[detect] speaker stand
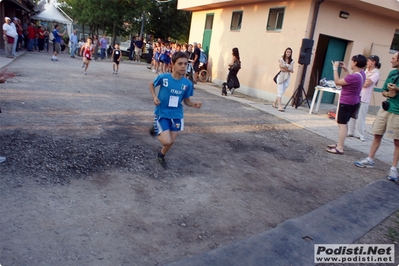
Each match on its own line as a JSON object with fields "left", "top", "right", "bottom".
{"left": 284, "top": 64, "right": 310, "bottom": 109}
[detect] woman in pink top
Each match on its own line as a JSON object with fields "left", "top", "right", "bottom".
{"left": 348, "top": 55, "right": 381, "bottom": 141}
{"left": 327, "top": 54, "right": 367, "bottom": 154}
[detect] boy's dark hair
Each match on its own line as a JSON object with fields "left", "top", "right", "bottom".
{"left": 352, "top": 54, "right": 367, "bottom": 68}
{"left": 172, "top": 51, "right": 188, "bottom": 64}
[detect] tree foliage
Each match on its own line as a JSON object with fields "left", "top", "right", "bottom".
{"left": 58, "top": 0, "right": 191, "bottom": 43}
{"left": 145, "top": 0, "right": 191, "bottom": 43}
{"left": 60, "top": 0, "right": 144, "bottom": 43}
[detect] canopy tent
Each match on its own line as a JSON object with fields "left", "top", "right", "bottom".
{"left": 31, "top": 3, "right": 73, "bottom": 37}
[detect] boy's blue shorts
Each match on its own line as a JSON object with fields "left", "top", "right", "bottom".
{"left": 154, "top": 115, "right": 184, "bottom": 135}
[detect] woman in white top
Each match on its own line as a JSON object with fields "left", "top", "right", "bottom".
{"left": 273, "top": 47, "right": 294, "bottom": 112}
{"left": 347, "top": 55, "right": 381, "bottom": 141}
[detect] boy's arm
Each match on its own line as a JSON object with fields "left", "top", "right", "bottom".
{"left": 149, "top": 81, "right": 160, "bottom": 106}
{"left": 183, "top": 97, "right": 202, "bottom": 108}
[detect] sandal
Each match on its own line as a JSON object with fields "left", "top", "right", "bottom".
{"left": 278, "top": 108, "right": 285, "bottom": 112}
{"left": 272, "top": 103, "right": 277, "bottom": 108}
{"left": 326, "top": 147, "right": 344, "bottom": 154}
{"left": 327, "top": 144, "right": 337, "bottom": 149}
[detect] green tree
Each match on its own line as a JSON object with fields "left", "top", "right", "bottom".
{"left": 146, "top": 0, "right": 191, "bottom": 43}
{"left": 60, "top": 0, "right": 145, "bottom": 44}
{"left": 58, "top": 0, "right": 191, "bottom": 43}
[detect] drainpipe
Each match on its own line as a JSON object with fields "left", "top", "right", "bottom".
{"left": 309, "top": 0, "right": 324, "bottom": 40}
{"left": 293, "top": 0, "right": 324, "bottom": 108}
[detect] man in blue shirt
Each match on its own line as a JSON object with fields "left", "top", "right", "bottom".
{"left": 69, "top": 29, "right": 78, "bottom": 58}
{"left": 149, "top": 52, "right": 202, "bottom": 165}
{"left": 99, "top": 34, "right": 107, "bottom": 60}
{"left": 51, "top": 24, "right": 66, "bottom": 61}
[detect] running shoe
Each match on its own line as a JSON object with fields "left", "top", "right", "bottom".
{"left": 354, "top": 158, "right": 374, "bottom": 168}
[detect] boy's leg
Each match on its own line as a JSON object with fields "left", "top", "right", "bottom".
{"left": 158, "top": 130, "right": 178, "bottom": 156}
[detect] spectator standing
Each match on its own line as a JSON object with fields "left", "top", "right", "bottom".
{"left": 135, "top": 36, "right": 143, "bottom": 63}
{"left": 15, "top": 18, "right": 23, "bottom": 52}
{"left": 37, "top": 25, "right": 45, "bottom": 52}
{"left": 348, "top": 55, "right": 381, "bottom": 141}
{"left": 129, "top": 35, "right": 135, "bottom": 61}
{"left": 11, "top": 17, "right": 19, "bottom": 56}
{"left": 326, "top": 55, "right": 367, "bottom": 154}
{"left": 99, "top": 34, "right": 107, "bottom": 60}
{"left": 77, "top": 38, "right": 84, "bottom": 53}
{"left": 23, "top": 19, "right": 28, "bottom": 49}
{"left": 27, "top": 22, "right": 35, "bottom": 51}
{"left": 192, "top": 42, "right": 201, "bottom": 83}
{"left": 186, "top": 44, "right": 195, "bottom": 84}
{"left": 51, "top": 24, "right": 66, "bottom": 61}
{"left": 33, "top": 25, "right": 38, "bottom": 51}
{"left": 198, "top": 43, "right": 204, "bottom": 52}
{"left": 163, "top": 42, "right": 171, "bottom": 72}
{"left": 44, "top": 26, "right": 49, "bottom": 52}
{"left": 355, "top": 52, "right": 399, "bottom": 182}
{"left": 159, "top": 42, "right": 166, "bottom": 73}
{"left": 149, "top": 52, "right": 202, "bottom": 166}
{"left": 2, "top": 17, "right": 16, "bottom": 58}
{"left": 92, "top": 35, "right": 99, "bottom": 60}
{"left": 152, "top": 42, "right": 161, "bottom": 73}
{"left": 273, "top": 47, "right": 295, "bottom": 111}
{"left": 69, "top": 29, "right": 78, "bottom": 58}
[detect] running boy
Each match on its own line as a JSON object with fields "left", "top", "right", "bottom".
{"left": 149, "top": 51, "right": 202, "bottom": 165}
{"left": 80, "top": 37, "right": 93, "bottom": 75}
{"left": 112, "top": 43, "right": 122, "bottom": 74}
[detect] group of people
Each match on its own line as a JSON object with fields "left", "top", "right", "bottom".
{"left": 128, "top": 36, "right": 144, "bottom": 63}
{"left": 2, "top": 17, "right": 58, "bottom": 59}
{"left": 147, "top": 41, "right": 202, "bottom": 80}
{"left": 251, "top": 46, "right": 399, "bottom": 182}
{"left": 325, "top": 52, "right": 399, "bottom": 182}
{"left": 2, "top": 16, "right": 25, "bottom": 58}
{"left": 147, "top": 41, "right": 216, "bottom": 93}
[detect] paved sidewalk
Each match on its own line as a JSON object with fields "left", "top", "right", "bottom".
{"left": 168, "top": 179, "right": 399, "bottom": 266}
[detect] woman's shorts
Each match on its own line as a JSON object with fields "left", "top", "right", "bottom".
{"left": 337, "top": 103, "right": 360, "bottom": 124}
{"left": 113, "top": 60, "right": 119, "bottom": 65}
{"left": 154, "top": 115, "right": 184, "bottom": 135}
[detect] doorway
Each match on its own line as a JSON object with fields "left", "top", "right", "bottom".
{"left": 202, "top": 13, "right": 214, "bottom": 56}
{"left": 309, "top": 35, "right": 348, "bottom": 103}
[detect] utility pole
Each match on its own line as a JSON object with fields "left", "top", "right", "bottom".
{"left": 139, "top": 11, "right": 145, "bottom": 38}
